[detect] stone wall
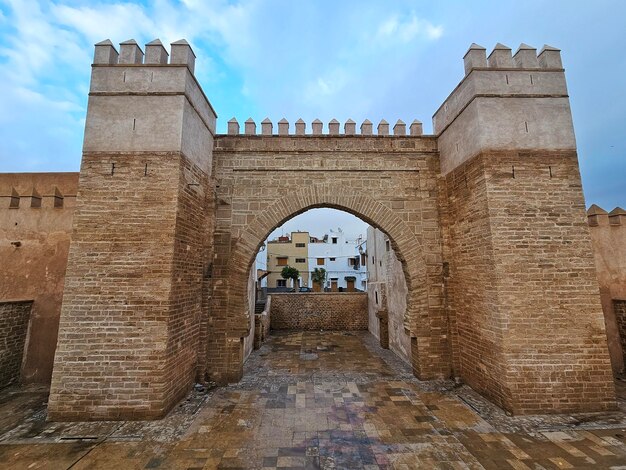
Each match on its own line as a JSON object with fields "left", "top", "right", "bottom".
{"left": 210, "top": 135, "right": 448, "bottom": 384}
{"left": 587, "top": 206, "right": 626, "bottom": 373}
{"left": 0, "top": 172, "right": 77, "bottom": 384}
{"left": 271, "top": 293, "right": 367, "bottom": 330}
{"left": 441, "top": 150, "right": 616, "bottom": 414}
{"left": 0, "top": 301, "right": 32, "bottom": 389}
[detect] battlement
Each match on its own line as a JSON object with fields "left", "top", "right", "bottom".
{"left": 435, "top": 42, "right": 576, "bottom": 175}
{"left": 94, "top": 39, "right": 196, "bottom": 73}
{"left": 224, "top": 118, "right": 424, "bottom": 136}
{"left": 463, "top": 43, "right": 562, "bottom": 75}
{"left": 434, "top": 43, "right": 568, "bottom": 135}
{"left": 85, "top": 39, "right": 215, "bottom": 172}
{"left": 588, "top": 205, "right": 626, "bottom": 226}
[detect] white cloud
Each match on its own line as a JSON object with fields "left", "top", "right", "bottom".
{"left": 375, "top": 12, "right": 443, "bottom": 44}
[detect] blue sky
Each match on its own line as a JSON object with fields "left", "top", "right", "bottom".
{"left": 0, "top": 0, "right": 624, "bottom": 217}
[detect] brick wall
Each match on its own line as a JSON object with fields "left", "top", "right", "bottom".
{"left": 271, "top": 293, "right": 367, "bottom": 330}
{"left": 442, "top": 150, "right": 616, "bottom": 414}
{"left": 48, "top": 152, "right": 209, "bottom": 421}
{"left": 210, "top": 135, "right": 449, "bottom": 384}
{"left": 0, "top": 300, "right": 32, "bottom": 389}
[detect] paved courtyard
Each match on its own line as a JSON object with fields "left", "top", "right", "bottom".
{"left": 1, "top": 330, "right": 626, "bottom": 469}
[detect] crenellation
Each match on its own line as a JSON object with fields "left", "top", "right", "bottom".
{"left": 144, "top": 39, "right": 169, "bottom": 64}
{"left": 227, "top": 118, "right": 239, "bottom": 135}
{"left": 513, "top": 43, "right": 540, "bottom": 68}
{"left": 538, "top": 45, "right": 563, "bottom": 69}
{"left": 94, "top": 39, "right": 118, "bottom": 65}
{"left": 119, "top": 39, "right": 144, "bottom": 64}
{"left": 328, "top": 118, "right": 340, "bottom": 135}
{"left": 278, "top": 118, "right": 289, "bottom": 135}
{"left": 245, "top": 118, "right": 256, "bottom": 135}
{"left": 261, "top": 118, "right": 272, "bottom": 136}
{"left": 312, "top": 119, "right": 323, "bottom": 135}
{"left": 609, "top": 207, "right": 626, "bottom": 226}
{"left": 378, "top": 119, "right": 389, "bottom": 136}
{"left": 487, "top": 43, "right": 513, "bottom": 68}
{"left": 463, "top": 43, "right": 487, "bottom": 75}
{"left": 170, "top": 39, "right": 196, "bottom": 73}
{"left": 393, "top": 119, "right": 406, "bottom": 136}
{"left": 344, "top": 119, "right": 356, "bottom": 135}
{"left": 295, "top": 118, "right": 306, "bottom": 135}
{"left": 410, "top": 119, "right": 423, "bottom": 136}
{"left": 361, "top": 119, "right": 373, "bottom": 135}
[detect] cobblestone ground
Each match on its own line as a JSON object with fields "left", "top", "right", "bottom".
{"left": 1, "top": 331, "right": 626, "bottom": 469}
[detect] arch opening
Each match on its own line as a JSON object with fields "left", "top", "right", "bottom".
{"left": 238, "top": 205, "right": 418, "bottom": 371}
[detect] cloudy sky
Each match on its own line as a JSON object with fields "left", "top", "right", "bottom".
{"left": 0, "top": 0, "right": 624, "bottom": 230}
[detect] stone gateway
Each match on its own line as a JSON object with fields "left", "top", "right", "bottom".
{"left": 46, "top": 39, "right": 615, "bottom": 420}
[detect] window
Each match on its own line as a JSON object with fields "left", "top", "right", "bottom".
{"left": 329, "top": 257, "right": 336, "bottom": 261}
{"left": 295, "top": 243, "right": 305, "bottom": 248}
{"left": 317, "top": 258, "right": 324, "bottom": 265}
{"left": 332, "top": 237, "right": 338, "bottom": 244}
{"left": 372, "top": 256, "right": 375, "bottom": 265}
{"left": 277, "top": 257, "right": 288, "bottom": 266}
{"left": 361, "top": 254, "right": 366, "bottom": 265}
{"left": 277, "top": 279, "right": 287, "bottom": 287}
{"left": 295, "top": 258, "right": 306, "bottom": 263}
{"left": 386, "top": 240, "right": 390, "bottom": 252}
{"left": 348, "top": 258, "right": 356, "bottom": 266}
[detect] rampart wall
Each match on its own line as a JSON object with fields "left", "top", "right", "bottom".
{"left": 0, "top": 172, "right": 78, "bottom": 384}
{"left": 587, "top": 206, "right": 626, "bottom": 373}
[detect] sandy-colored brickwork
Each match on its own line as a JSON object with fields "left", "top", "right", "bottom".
{"left": 271, "top": 293, "right": 367, "bottom": 330}
{"left": 209, "top": 135, "right": 449, "bottom": 385}
{"left": 441, "top": 151, "right": 615, "bottom": 414}
{"left": 0, "top": 301, "right": 32, "bottom": 388}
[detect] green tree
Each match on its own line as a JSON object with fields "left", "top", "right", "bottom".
{"left": 311, "top": 268, "right": 326, "bottom": 292}
{"left": 281, "top": 266, "right": 300, "bottom": 289}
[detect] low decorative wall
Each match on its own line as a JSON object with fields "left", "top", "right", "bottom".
{"left": 270, "top": 292, "right": 367, "bottom": 330}
{"left": 0, "top": 300, "right": 33, "bottom": 389}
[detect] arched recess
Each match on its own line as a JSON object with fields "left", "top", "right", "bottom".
{"left": 220, "top": 185, "right": 446, "bottom": 380}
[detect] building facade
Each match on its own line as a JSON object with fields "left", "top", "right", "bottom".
{"left": 266, "top": 231, "right": 310, "bottom": 289}
{"left": 307, "top": 228, "right": 367, "bottom": 291}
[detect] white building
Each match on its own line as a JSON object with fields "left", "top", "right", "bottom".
{"left": 307, "top": 228, "right": 368, "bottom": 291}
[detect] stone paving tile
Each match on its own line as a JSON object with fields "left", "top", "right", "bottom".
{"left": 0, "top": 331, "right": 625, "bottom": 469}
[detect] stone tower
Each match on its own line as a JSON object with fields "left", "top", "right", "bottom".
{"left": 48, "top": 39, "right": 216, "bottom": 420}
{"left": 437, "top": 43, "right": 615, "bottom": 413}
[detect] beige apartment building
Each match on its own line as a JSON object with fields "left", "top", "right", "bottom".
{"left": 266, "top": 231, "right": 310, "bottom": 289}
